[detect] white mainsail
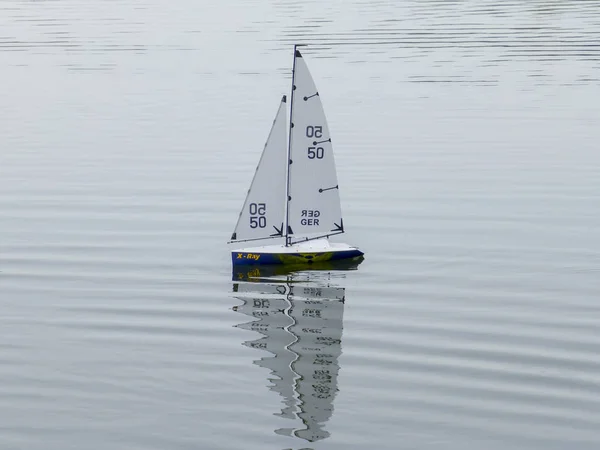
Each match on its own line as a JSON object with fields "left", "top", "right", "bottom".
{"left": 287, "top": 50, "right": 344, "bottom": 241}
{"left": 231, "top": 96, "right": 288, "bottom": 242}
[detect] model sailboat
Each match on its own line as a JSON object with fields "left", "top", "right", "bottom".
{"left": 229, "top": 46, "right": 364, "bottom": 266}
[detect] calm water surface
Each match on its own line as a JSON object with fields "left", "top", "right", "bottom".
{"left": 1, "top": 1, "right": 600, "bottom": 449}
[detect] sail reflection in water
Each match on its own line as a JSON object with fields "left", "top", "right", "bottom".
{"left": 232, "top": 275, "right": 346, "bottom": 443}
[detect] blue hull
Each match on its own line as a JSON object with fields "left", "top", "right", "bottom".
{"left": 231, "top": 248, "right": 364, "bottom": 266}
{"left": 232, "top": 255, "right": 365, "bottom": 281}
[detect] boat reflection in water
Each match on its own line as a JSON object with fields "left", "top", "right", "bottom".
{"left": 231, "top": 259, "right": 362, "bottom": 443}
{"left": 232, "top": 257, "right": 363, "bottom": 283}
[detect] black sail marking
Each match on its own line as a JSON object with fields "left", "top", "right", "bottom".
{"left": 312, "top": 138, "right": 331, "bottom": 145}
{"left": 271, "top": 223, "right": 283, "bottom": 237}
{"left": 303, "top": 92, "right": 319, "bottom": 101}
{"left": 332, "top": 219, "right": 344, "bottom": 232}
{"left": 318, "top": 185, "right": 339, "bottom": 193}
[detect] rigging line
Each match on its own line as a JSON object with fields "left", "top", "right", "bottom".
{"left": 228, "top": 235, "right": 284, "bottom": 245}
{"left": 284, "top": 45, "right": 300, "bottom": 247}
{"left": 289, "top": 231, "right": 344, "bottom": 245}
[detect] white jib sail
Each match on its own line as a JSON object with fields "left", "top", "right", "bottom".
{"left": 231, "top": 96, "right": 287, "bottom": 242}
{"left": 287, "top": 50, "right": 343, "bottom": 240}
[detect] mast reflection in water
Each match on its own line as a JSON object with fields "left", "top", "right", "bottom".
{"left": 232, "top": 263, "right": 358, "bottom": 444}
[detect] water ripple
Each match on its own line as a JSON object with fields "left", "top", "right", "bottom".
{"left": 1, "top": 0, "right": 599, "bottom": 449}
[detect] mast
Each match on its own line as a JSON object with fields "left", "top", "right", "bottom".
{"left": 284, "top": 44, "right": 300, "bottom": 247}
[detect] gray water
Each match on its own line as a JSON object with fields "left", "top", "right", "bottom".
{"left": 1, "top": 1, "right": 600, "bottom": 449}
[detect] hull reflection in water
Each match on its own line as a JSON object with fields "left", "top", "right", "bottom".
{"left": 232, "top": 272, "right": 350, "bottom": 443}
{"left": 232, "top": 256, "right": 363, "bottom": 282}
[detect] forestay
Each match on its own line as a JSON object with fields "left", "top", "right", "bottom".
{"left": 287, "top": 50, "right": 344, "bottom": 240}
{"left": 231, "top": 96, "right": 287, "bottom": 242}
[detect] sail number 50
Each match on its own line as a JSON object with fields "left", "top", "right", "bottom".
{"left": 308, "top": 147, "right": 324, "bottom": 159}
{"left": 306, "top": 126, "right": 324, "bottom": 159}
{"left": 249, "top": 202, "right": 266, "bottom": 228}
{"left": 306, "top": 126, "right": 323, "bottom": 138}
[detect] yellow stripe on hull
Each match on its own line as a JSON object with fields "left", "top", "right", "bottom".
{"left": 277, "top": 252, "right": 335, "bottom": 264}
